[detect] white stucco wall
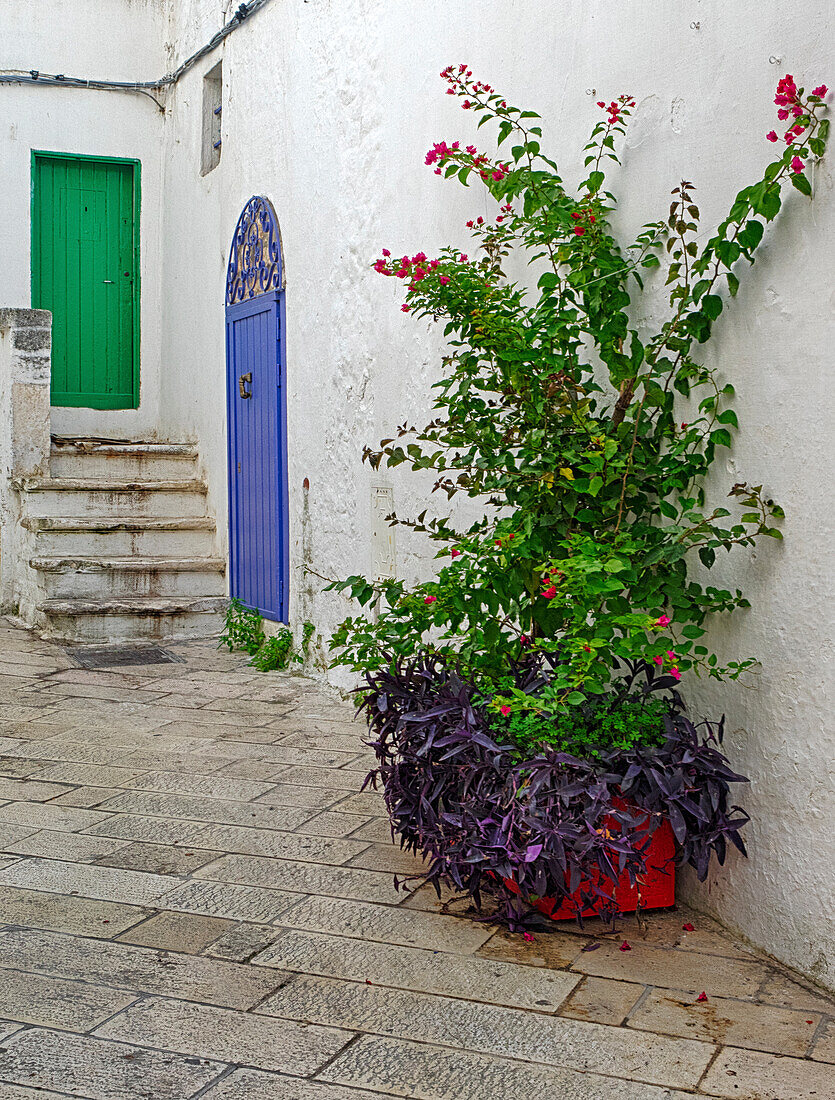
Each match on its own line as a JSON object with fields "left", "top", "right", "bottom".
{"left": 1, "top": 0, "right": 833, "bottom": 989}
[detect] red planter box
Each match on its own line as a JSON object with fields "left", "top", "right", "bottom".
{"left": 504, "top": 812, "right": 676, "bottom": 921}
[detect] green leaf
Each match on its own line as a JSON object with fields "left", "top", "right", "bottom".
{"left": 716, "top": 409, "right": 738, "bottom": 427}
{"left": 587, "top": 170, "right": 605, "bottom": 193}
{"left": 726, "top": 272, "right": 740, "bottom": 297}
{"left": 711, "top": 428, "right": 732, "bottom": 448}
{"left": 790, "top": 172, "right": 812, "bottom": 197}
{"left": 701, "top": 294, "right": 723, "bottom": 321}
{"left": 738, "top": 220, "right": 764, "bottom": 250}
{"left": 588, "top": 476, "right": 603, "bottom": 497}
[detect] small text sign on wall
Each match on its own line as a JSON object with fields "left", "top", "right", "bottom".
{"left": 371, "top": 485, "right": 396, "bottom": 582}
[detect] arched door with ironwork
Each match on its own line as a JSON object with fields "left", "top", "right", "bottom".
{"left": 225, "top": 195, "right": 288, "bottom": 621}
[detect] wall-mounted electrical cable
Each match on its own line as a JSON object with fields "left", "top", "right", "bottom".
{"left": 0, "top": 0, "right": 272, "bottom": 112}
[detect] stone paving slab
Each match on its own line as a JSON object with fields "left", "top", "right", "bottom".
{"left": 204, "top": 921, "right": 282, "bottom": 962}
{"left": 200, "top": 1069, "right": 401, "bottom": 1099}
{"left": 116, "top": 911, "right": 234, "bottom": 954}
{"left": 700, "top": 1046, "right": 835, "bottom": 1098}
{"left": 560, "top": 975, "right": 645, "bottom": 1025}
{"left": 0, "top": 968, "right": 137, "bottom": 1032}
{"left": 97, "top": 996, "right": 353, "bottom": 1076}
{"left": 628, "top": 986, "right": 822, "bottom": 1056}
{"left": 0, "top": 824, "right": 36, "bottom": 849}
{"left": 126, "top": 769, "right": 277, "bottom": 802}
{"left": 257, "top": 974, "right": 715, "bottom": 1089}
{"left": 0, "top": 928, "right": 284, "bottom": 1009}
{"left": 321, "top": 1034, "right": 707, "bottom": 1100}
{"left": 0, "top": 777, "right": 74, "bottom": 801}
{"left": 0, "top": 802, "right": 112, "bottom": 832}
{"left": 96, "top": 790, "right": 315, "bottom": 831}
{"left": 4, "top": 1079, "right": 93, "bottom": 1100}
{"left": 253, "top": 927, "right": 579, "bottom": 1010}
{"left": 0, "top": 1029, "right": 225, "bottom": 1100}
{"left": 94, "top": 840, "right": 218, "bottom": 874}
{"left": 0, "top": 885, "right": 151, "bottom": 937}
{"left": 0, "top": 858, "right": 180, "bottom": 906}
{"left": 4, "top": 830, "right": 129, "bottom": 863}
{"left": 160, "top": 879, "right": 297, "bottom": 923}
{"left": 277, "top": 894, "right": 493, "bottom": 954}
{"left": 194, "top": 853, "right": 408, "bottom": 905}
{"left": 571, "top": 936, "right": 769, "bottom": 998}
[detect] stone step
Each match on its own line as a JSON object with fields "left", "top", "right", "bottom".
{"left": 39, "top": 595, "right": 227, "bottom": 643}
{"left": 50, "top": 438, "right": 199, "bottom": 480}
{"left": 22, "top": 516, "right": 217, "bottom": 558}
{"left": 30, "top": 556, "right": 227, "bottom": 599}
{"left": 15, "top": 477, "right": 208, "bottom": 518}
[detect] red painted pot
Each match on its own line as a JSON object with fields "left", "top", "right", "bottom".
{"left": 503, "top": 805, "right": 676, "bottom": 921}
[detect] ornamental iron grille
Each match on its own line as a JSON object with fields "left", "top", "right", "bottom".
{"left": 225, "top": 194, "right": 284, "bottom": 305}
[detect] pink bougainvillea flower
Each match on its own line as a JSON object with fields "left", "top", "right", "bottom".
{"left": 507, "top": 533, "right": 515, "bottom": 539}
{"left": 653, "top": 654, "right": 664, "bottom": 666}
{"left": 439, "top": 275, "right": 450, "bottom": 285}
{"left": 520, "top": 634, "right": 528, "bottom": 645}
{"left": 582, "top": 644, "right": 591, "bottom": 652}
{"left": 666, "top": 650, "right": 676, "bottom": 660}
{"left": 766, "top": 130, "right": 779, "bottom": 142}
{"left": 681, "top": 421, "right": 688, "bottom": 429}
{"left": 812, "top": 84, "right": 828, "bottom": 97}
{"left": 596, "top": 100, "right": 605, "bottom": 108}
{"left": 400, "top": 304, "right": 410, "bottom": 312}
{"left": 424, "top": 595, "right": 437, "bottom": 604}
{"left": 542, "top": 585, "right": 557, "bottom": 599}
{"left": 696, "top": 991, "right": 708, "bottom": 1003}
{"left": 522, "top": 931, "right": 535, "bottom": 942}
{"left": 777, "top": 108, "right": 789, "bottom": 121}
{"left": 682, "top": 922, "right": 695, "bottom": 932}
{"left": 381, "top": 248, "right": 390, "bottom": 257}
{"left": 670, "top": 667, "right": 682, "bottom": 681}
{"left": 656, "top": 614, "right": 671, "bottom": 627}
{"left": 500, "top": 705, "right": 512, "bottom": 717}
{"left": 791, "top": 155, "right": 805, "bottom": 173}
{"left": 450, "top": 547, "right": 461, "bottom": 558}
{"left": 574, "top": 227, "right": 586, "bottom": 236}
{"left": 619, "top": 941, "right": 632, "bottom": 952}
{"left": 459, "top": 253, "right": 468, "bottom": 261}
{"left": 571, "top": 211, "right": 582, "bottom": 220}
{"left": 792, "top": 104, "right": 804, "bottom": 117}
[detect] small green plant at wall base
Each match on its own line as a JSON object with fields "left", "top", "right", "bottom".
{"left": 219, "top": 597, "right": 264, "bottom": 655}
{"left": 249, "top": 628, "right": 296, "bottom": 671}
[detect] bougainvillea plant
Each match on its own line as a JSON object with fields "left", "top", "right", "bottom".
{"left": 330, "top": 68, "right": 829, "bottom": 719}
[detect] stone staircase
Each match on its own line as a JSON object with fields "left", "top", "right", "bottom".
{"left": 15, "top": 438, "right": 227, "bottom": 642}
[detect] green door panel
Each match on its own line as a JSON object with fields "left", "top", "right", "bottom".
{"left": 32, "top": 153, "right": 140, "bottom": 410}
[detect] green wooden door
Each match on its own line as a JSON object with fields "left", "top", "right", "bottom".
{"left": 32, "top": 152, "right": 140, "bottom": 409}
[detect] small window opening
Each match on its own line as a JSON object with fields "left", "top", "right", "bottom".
{"left": 201, "top": 61, "right": 223, "bottom": 175}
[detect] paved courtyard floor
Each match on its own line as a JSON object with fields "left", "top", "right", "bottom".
{"left": 0, "top": 618, "right": 832, "bottom": 1099}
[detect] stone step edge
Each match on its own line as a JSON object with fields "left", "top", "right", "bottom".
{"left": 30, "top": 556, "right": 226, "bottom": 573}
{"left": 41, "top": 596, "right": 228, "bottom": 617}
{"left": 22, "top": 516, "right": 216, "bottom": 533}
{"left": 51, "top": 438, "right": 197, "bottom": 456}
{"left": 14, "top": 477, "right": 208, "bottom": 493}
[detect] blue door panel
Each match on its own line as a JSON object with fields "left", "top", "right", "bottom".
{"left": 226, "top": 291, "right": 287, "bottom": 621}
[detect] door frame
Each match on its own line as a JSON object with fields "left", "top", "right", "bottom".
{"left": 224, "top": 288, "right": 289, "bottom": 623}
{"left": 30, "top": 149, "right": 142, "bottom": 409}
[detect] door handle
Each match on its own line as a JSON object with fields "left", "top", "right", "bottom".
{"left": 239, "top": 372, "right": 252, "bottom": 399}
{"left": 103, "top": 280, "right": 114, "bottom": 284}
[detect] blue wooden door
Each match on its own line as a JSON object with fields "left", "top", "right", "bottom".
{"left": 225, "top": 197, "right": 288, "bottom": 622}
